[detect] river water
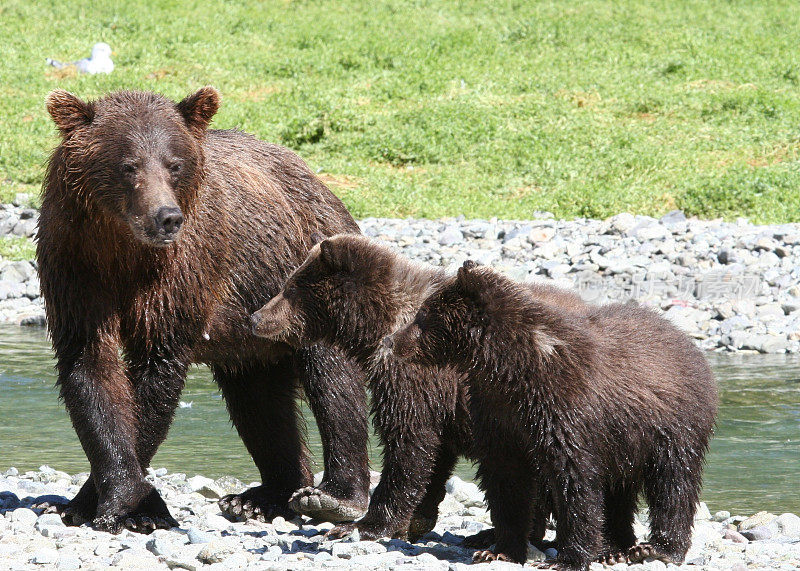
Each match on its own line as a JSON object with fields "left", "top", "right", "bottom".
{"left": 1, "top": 326, "right": 798, "bottom": 515}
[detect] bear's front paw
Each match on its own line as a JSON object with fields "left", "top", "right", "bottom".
{"left": 94, "top": 487, "right": 177, "bottom": 534}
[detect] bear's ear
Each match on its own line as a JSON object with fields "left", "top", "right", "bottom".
{"left": 319, "top": 239, "right": 354, "bottom": 272}
{"left": 46, "top": 90, "right": 94, "bottom": 135}
{"left": 177, "top": 86, "right": 220, "bottom": 135}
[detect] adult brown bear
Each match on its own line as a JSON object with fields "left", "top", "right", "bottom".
{"left": 36, "top": 87, "right": 370, "bottom": 533}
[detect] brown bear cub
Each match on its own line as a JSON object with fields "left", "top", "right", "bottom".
{"left": 250, "top": 235, "right": 585, "bottom": 543}
{"left": 390, "top": 261, "right": 718, "bottom": 570}
{"left": 37, "top": 88, "right": 371, "bottom": 533}
{"left": 251, "top": 234, "right": 468, "bottom": 540}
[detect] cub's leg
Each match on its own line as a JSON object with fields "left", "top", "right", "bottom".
{"left": 472, "top": 442, "right": 537, "bottom": 564}
{"left": 288, "top": 345, "right": 370, "bottom": 522}
{"left": 631, "top": 445, "right": 701, "bottom": 564}
{"left": 407, "top": 447, "right": 459, "bottom": 541}
{"left": 597, "top": 483, "right": 639, "bottom": 565}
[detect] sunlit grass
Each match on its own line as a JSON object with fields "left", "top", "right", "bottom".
{"left": 1, "top": 0, "right": 799, "bottom": 222}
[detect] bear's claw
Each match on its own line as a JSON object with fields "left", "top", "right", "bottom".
{"left": 597, "top": 551, "right": 630, "bottom": 565}
{"left": 627, "top": 542, "right": 673, "bottom": 564}
{"left": 93, "top": 512, "right": 178, "bottom": 534}
{"left": 289, "top": 486, "right": 367, "bottom": 523}
{"left": 407, "top": 515, "right": 437, "bottom": 542}
{"left": 472, "top": 550, "right": 514, "bottom": 563}
{"left": 218, "top": 491, "right": 293, "bottom": 523}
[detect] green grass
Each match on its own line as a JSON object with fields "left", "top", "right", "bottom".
{"left": 0, "top": 236, "right": 36, "bottom": 261}
{"left": 2, "top": 0, "right": 800, "bottom": 222}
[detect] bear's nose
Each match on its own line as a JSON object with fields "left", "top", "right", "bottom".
{"left": 381, "top": 336, "right": 394, "bottom": 350}
{"left": 155, "top": 206, "right": 184, "bottom": 235}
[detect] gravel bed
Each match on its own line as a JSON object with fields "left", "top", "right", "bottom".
{"left": 1, "top": 466, "right": 799, "bottom": 570}
{"left": 2, "top": 205, "right": 799, "bottom": 353}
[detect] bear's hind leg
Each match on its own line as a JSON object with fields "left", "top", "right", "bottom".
{"left": 215, "top": 359, "right": 310, "bottom": 522}
{"left": 597, "top": 483, "right": 639, "bottom": 565}
{"left": 633, "top": 447, "right": 700, "bottom": 564}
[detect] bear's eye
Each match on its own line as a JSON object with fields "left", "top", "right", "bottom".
{"left": 120, "top": 163, "right": 136, "bottom": 176}
{"left": 167, "top": 161, "right": 183, "bottom": 175}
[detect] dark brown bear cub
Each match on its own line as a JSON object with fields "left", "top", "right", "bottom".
{"left": 390, "top": 262, "right": 718, "bottom": 570}
{"left": 250, "top": 235, "right": 586, "bottom": 544}
{"left": 250, "top": 234, "right": 470, "bottom": 541}
{"left": 37, "top": 88, "right": 370, "bottom": 533}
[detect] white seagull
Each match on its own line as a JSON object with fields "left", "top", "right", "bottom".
{"left": 46, "top": 42, "right": 114, "bottom": 74}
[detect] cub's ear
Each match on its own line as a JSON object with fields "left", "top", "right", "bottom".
{"left": 46, "top": 90, "right": 94, "bottom": 135}
{"left": 177, "top": 86, "right": 220, "bottom": 135}
{"left": 319, "top": 239, "right": 354, "bottom": 272}
{"left": 456, "top": 260, "right": 482, "bottom": 298}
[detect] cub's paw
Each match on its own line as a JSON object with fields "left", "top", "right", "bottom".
{"left": 219, "top": 486, "right": 293, "bottom": 523}
{"left": 473, "top": 550, "right": 514, "bottom": 563}
{"left": 462, "top": 528, "right": 496, "bottom": 548}
{"left": 325, "top": 522, "right": 358, "bottom": 540}
{"left": 627, "top": 542, "right": 674, "bottom": 564}
{"left": 407, "top": 515, "right": 437, "bottom": 543}
{"left": 597, "top": 551, "right": 630, "bottom": 565}
{"left": 289, "top": 486, "right": 367, "bottom": 523}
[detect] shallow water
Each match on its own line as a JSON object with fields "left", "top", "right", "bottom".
{"left": 1, "top": 326, "right": 798, "bottom": 515}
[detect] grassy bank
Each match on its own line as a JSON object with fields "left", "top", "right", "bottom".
{"left": 2, "top": 0, "right": 799, "bottom": 222}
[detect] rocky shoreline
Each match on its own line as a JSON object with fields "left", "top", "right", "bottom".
{"left": 0, "top": 466, "right": 798, "bottom": 570}
{"left": 2, "top": 204, "right": 799, "bottom": 353}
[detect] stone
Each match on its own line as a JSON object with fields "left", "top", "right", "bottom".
{"left": 57, "top": 553, "right": 81, "bottom": 570}
{"left": 438, "top": 226, "right": 464, "bottom": 246}
{"left": 739, "top": 511, "right": 777, "bottom": 531}
{"left": 774, "top": 513, "right": 800, "bottom": 538}
{"left": 713, "top": 510, "right": 731, "bottom": 522}
{"left": 197, "top": 538, "right": 240, "bottom": 564}
{"left": 186, "top": 475, "right": 225, "bottom": 499}
{"left": 660, "top": 210, "right": 687, "bottom": 225}
{"left": 31, "top": 548, "right": 59, "bottom": 565}
{"left": 605, "top": 213, "right": 636, "bottom": 235}
{"left": 331, "top": 540, "right": 387, "bottom": 559}
{"left": 111, "top": 548, "right": 159, "bottom": 568}
{"left": 10, "top": 508, "right": 38, "bottom": 527}
{"left": 186, "top": 527, "right": 214, "bottom": 544}
{"left": 147, "top": 536, "right": 176, "bottom": 557}
{"left": 444, "top": 476, "right": 484, "bottom": 508}
{"left": 694, "top": 502, "right": 711, "bottom": 521}
{"left": 741, "top": 526, "right": 773, "bottom": 541}
{"left": 723, "top": 529, "right": 749, "bottom": 543}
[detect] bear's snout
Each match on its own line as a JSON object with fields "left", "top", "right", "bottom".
{"left": 153, "top": 206, "right": 184, "bottom": 237}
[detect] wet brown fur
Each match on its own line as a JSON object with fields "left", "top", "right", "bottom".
{"left": 251, "top": 236, "right": 588, "bottom": 544}
{"left": 391, "top": 263, "right": 718, "bottom": 570}
{"left": 37, "top": 88, "right": 370, "bottom": 533}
